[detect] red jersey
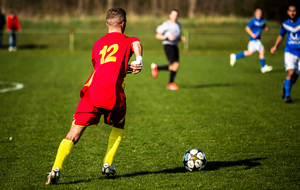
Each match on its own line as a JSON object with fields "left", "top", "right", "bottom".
{"left": 7, "top": 14, "right": 21, "bottom": 31}
{"left": 80, "top": 32, "right": 140, "bottom": 110}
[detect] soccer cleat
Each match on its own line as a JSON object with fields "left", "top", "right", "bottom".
{"left": 166, "top": 82, "right": 179, "bottom": 90}
{"left": 46, "top": 168, "right": 60, "bottom": 185}
{"left": 151, "top": 63, "right": 158, "bottom": 78}
{"left": 285, "top": 96, "right": 292, "bottom": 103}
{"left": 102, "top": 163, "right": 116, "bottom": 175}
{"left": 261, "top": 65, "right": 273, "bottom": 73}
{"left": 230, "top": 53, "right": 236, "bottom": 67}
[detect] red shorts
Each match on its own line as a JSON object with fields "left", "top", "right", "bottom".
{"left": 72, "top": 96, "right": 126, "bottom": 126}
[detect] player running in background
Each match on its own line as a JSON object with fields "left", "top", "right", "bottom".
{"left": 46, "top": 8, "right": 143, "bottom": 185}
{"left": 270, "top": 5, "right": 300, "bottom": 103}
{"left": 151, "top": 9, "right": 186, "bottom": 90}
{"left": 230, "top": 8, "right": 273, "bottom": 73}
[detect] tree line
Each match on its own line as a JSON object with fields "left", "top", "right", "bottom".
{"left": 0, "top": 0, "right": 299, "bottom": 22}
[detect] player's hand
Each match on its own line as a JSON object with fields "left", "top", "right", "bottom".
{"left": 181, "top": 36, "right": 186, "bottom": 43}
{"left": 130, "top": 56, "right": 143, "bottom": 74}
{"left": 270, "top": 46, "right": 276, "bottom": 54}
{"left": 251, "top": 33, "right": 258, "bottom": 39}
{"left": 130, "top": 62, "right": 142, "bottom": 74}
{"left": 168, "top": 35, "right": 176, "bottom": 41}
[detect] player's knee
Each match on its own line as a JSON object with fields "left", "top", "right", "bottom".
{"left": 169, "top": 62, "right": 179, "bottom": 71}
{"left": 113, "top": 120, "right": 125, "bottom": 129}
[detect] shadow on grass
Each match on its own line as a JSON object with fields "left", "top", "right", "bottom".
{"left": 180, "top": 83, "right": 238, "bottom": 89}
{"left": 204, "top": 157, "right": 266, "bottom": 171}
{"left": 1, "top": 44, "right": 47, "bottom": 49}
{"left": 59, "top": 157, "right": 266, "bottom": 184}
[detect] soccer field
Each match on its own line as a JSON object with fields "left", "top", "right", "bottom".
{"left": 0, "top": 18, "right": 299, "bottom": 189}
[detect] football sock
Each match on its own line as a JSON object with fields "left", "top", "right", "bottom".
{"left": 169, "top": 71, "right": 177, "bottom": 83}
{"left": 103, "top": 127, "right": 124, "bottom": 165}
{"left": 259, "top": 58, "right": 266, "bottom": 68}
{"left": 52, "top": 139, "right": 74, "bottom": 170}
{"left": 157, "top": 65, "right": 169, "bottom": 70}
{"left": 236, "top": 51, "right": 245, "bottom": 59}
{"left": 284, "top": 79, "right": 292, "bottom": 98}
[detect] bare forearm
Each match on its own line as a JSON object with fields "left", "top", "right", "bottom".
{"left": 274, "top": 35, "right": 283, "bottom": 48}
{"left": 155, "top": 33, "right": 165, "bottom": 41}
{"left": 245, "top": 26, "right": 254, "bottom": 37}
{"left": 132, "top": 41, "right": 142, "bottom": 57}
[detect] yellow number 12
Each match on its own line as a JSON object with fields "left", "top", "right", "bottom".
{"left": 99, "top": 44, "right": 119, "bottom": 64}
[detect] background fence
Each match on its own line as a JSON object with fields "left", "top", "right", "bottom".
{"left": 0, "top": 0, "right": 299, "bottom": 22}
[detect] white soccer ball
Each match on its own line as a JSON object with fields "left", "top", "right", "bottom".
{"left": 183, "top": 149, "right": 207, "bottom": 171}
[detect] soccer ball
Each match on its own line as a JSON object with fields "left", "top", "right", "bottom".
{"left": 183, "top": 149, "right": 207, "bottom": 171}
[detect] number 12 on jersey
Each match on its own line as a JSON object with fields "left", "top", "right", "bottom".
{"left": 99, "top": 44, "right": 119, "bottom": 64}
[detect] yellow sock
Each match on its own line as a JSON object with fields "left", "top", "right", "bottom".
{"left": 103, "top": 127, "right": 124, "bottom": 165}
{"left": 52, "top": 139, "right": 74, "bottom": 170}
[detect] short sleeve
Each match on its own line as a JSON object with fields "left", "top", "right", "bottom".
{"left": 247, "top": 20, "right": 253, "bottom": 28}
{"left": 279, "top": 25, "right": 286, "bottom": 37}
{"left": 156, "top": 23, "right": 167, "bottom": 34}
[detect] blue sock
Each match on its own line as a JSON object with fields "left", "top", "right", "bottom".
{"left": 259, "top": 58, "right": 265, "bottom": 68}
{"left": 236, "top": 51, "right": 245, "bottom": 59}
{"left": 284, "top": 79, "right": 292, "bottom": 98}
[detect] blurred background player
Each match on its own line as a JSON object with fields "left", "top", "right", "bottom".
{"left": 151, "top": 9, "right": 186, "bottom": 90}
{"left": 230, "top": 8, "right": 273, "bottom": 73}
{"left": 270, "top": 5, "right": 300, "bottom": 103}
{"left": 0, "top": 9, "right": 5, "bottom": 49}
{"left": 46, "top": 8, "right": 143, "bottom": 185}
{"left": 6, "top": 11, "right": 21, "bottom": 52}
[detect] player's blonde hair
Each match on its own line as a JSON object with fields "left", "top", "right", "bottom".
{"left": 106, "top": 8, "right": 126, "bottom": 28}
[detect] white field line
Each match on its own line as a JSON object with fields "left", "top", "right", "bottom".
{"left": 0, "top": 81, "right": 24, "bottom": 93}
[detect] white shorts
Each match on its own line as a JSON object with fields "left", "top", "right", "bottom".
{"left": 247, "top": 40, "right": 264, "bottom": 53}
{"left": 284, "top": 52, "right": 300, "bottom": 74}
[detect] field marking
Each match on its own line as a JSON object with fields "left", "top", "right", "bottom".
{"left": 0, "top": 81, "right": 24, "bottom": 93}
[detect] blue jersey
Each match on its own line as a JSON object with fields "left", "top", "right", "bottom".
{"left": 280, "top": 17, "right": 300, "bottom": 57}
{"left": 247, "top": 17, "right": 266, "bottom": 41}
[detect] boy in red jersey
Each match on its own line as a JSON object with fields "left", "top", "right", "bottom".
{"left": 6, "top": 11, "right": 21, "bottom": 52}
{"left": 46, "top": 8, "right": 143, "bottom": 185}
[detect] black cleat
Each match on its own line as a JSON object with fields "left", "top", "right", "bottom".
{"left": 285, "top": 96, "right": 292, "bottom": 103}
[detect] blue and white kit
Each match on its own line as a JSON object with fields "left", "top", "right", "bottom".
{"left": 280, "top": 17, "right": 300, "bottom": 73}
{"left": 247, "top": 17, "right": 266, "bottom": 53}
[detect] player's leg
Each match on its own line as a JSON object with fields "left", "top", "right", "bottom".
{"left": 166, "top": 45, "right": 179, "bottom": 90}
{"left": 51, "top": 125, "right": 86, "bottom": 169}
{"left": 102, "top": 106, "right": 126, "bottom": 175}
{"left": 8, "top": 31, "right": 13, "bottom": 51}
{"left": 230, "top": 42, "right": 254, "bottom": 66}
{"left": 12, "top": 31, "right": 17, "bottom": 51}
{"left": 102, "top": 123, "right": 124, "bottom": 175}
{"left": 169, "top": 61, "right": 179, "bottom": 82}
{"left": 46, "top": 124, "right": 86, "bottom": 185}
{"left": 46, "top": 97, "right": 100, "bottom": 184}
{"left": 257, "top": 41, "right": 272, "bottom": 73}
{"left": 282, "top": 52, "right": 298, "bottom": 103}
{"left": 283, "top": 69, "right": 294, "bottom": 103}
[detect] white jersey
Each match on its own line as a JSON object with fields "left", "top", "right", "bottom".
{"left": 156, "top": 20, "right": 181, "bottom": 46}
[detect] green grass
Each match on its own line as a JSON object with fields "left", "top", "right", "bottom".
{"left": 0, "top": 17, "right": 299, "bottom": 189}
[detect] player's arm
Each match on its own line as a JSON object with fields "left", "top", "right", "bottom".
{"left": 270, "top": 35, "right": 283, "bottom": 54}
{"left": 128, "top": 41, "right": 143, "bottom": 75}
{"left": 156, "top": 32, "right": 176, "bottom": 41}
{"left": 245, "top": 26, "right": 257, "bottom": 39}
